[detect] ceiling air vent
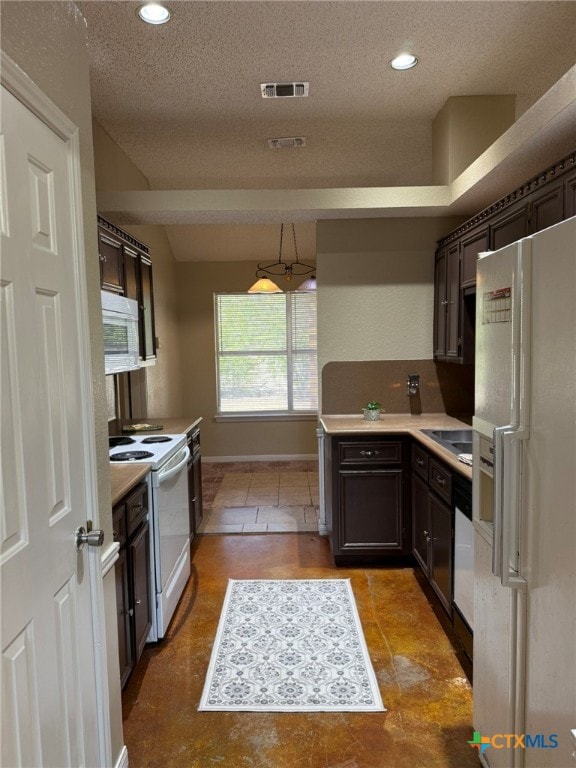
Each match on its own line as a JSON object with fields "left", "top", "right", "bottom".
{"left": 261, "top": 82, "right": 309, "bottom": 98}
{"left": 268, "top": 137, "right": 306, "bottom": 149}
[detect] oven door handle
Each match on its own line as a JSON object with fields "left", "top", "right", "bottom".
{"left": 157, "top": 446, "right": 190, "bottom": 485}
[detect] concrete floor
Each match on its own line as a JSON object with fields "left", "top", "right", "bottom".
{"left": 121, "top": 534, "right": 477, "bottom": 768}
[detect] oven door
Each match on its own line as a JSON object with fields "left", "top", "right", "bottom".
{"left": 152, "top": 445, "right": 191, "bottom": 638}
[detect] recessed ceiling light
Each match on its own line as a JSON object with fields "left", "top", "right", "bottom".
{"left": 138, "top": 3, "right": 171, "bottom": 25}
{"left": 390, "top": 54, "right": 418, "bottom": 71}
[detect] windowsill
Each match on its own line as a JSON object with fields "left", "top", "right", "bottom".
{"left": 214, "top": 413, "right": 318, "bottom": 423}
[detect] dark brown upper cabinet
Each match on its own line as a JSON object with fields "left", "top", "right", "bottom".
{"left": 98, "top": 216, "right": 157, "bottom": 364}
{"left": 434, "top": 149, "right": 575, "bottom": 364}
{"left": 98, "top": 229, "right": 124, "bottom": 294}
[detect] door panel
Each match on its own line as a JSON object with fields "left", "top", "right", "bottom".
{"left": 1, "top": 85, "right": 100, "bottom": 767}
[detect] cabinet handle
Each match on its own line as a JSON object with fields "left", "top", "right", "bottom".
{"left": 128, "top": 608, "right": 134, "bottom": 617}
{"left": 416, "top": 456, "right": 424, "bottom": 467}
{"left": 441, "top": 299, "right": 448, "bottom": 306}
{"left": 360, "top": 449, "right": 380, "bottom": 457}
{"left": 135, "top": 600, "right": 141, "bottom": 606}
{"left": 99, "top": 253, "right": 106, "bottom": 262}
{"left": 435, "top": 475, "right": 446, "bottom": 486}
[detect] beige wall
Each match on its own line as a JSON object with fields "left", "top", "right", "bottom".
{"left": 432, "top": 95, "right": 516, "bottom": 184}
{"left": 92, "top": 120, "right": 184, "bottom": 418}
{"left": 0, "top": 1, "right": 124, "bottom": 762}
{"left": 176, "top": 260, "right": 318, "bottom": 458}
{"left": 316, "top": 217, "right": 467, "bottom": 411}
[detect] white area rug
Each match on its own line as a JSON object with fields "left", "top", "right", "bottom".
{"left": 198, "top": 579, "right": 385, "bottom": 712}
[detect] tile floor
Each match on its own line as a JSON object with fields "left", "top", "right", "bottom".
{"left": 122, "top": 534, "right": 476, "bottom": 768}
{"left": 200, "top": 459, "right": 320, "bottom": 533}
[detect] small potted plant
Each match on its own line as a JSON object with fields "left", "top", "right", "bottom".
{"left": 362, "top": 401, "right": 384, "bottom": 421}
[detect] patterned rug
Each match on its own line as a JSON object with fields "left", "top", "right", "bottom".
{"left": 198, "top": 579, "right": 385, "bottom": 712}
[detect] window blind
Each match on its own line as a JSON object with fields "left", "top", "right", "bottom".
{"left": 215, "top": 292, "right": 317, "bottom": 414}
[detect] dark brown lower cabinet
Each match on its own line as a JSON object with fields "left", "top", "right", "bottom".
{"left": 411, "top": 446, "right": 453, "bottom": 617}
{"left": 115, "top": 548, "right": 133, "bottom": 688}
{"left": 187, "top": 427, "right": 203, "bottom": 538}
{"left": 130, "top": 521, "right": 152, "bottom": 662}
{"left": 326, "top": 436, "right": 410, "bottom": 564}
{"left": 411, "top": 473, "right": 430, "bottom": 573}
{"left": 113, "top": 481, "right": 152, "bottom": 689}
{"left": 428, "top": 495, "right": 452, "bottom": 615}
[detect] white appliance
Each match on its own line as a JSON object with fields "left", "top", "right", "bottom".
{"left": 453, "top": 478, "right": 474, "bottom": 630}
{"left": 472, "top": 217, "right": 576, "bottom": 767}
{"left": 110, "top": 433, "right": 191, "bottom": 641}
{"left": 102, "top": 290, "right": 140, "bottom": 374}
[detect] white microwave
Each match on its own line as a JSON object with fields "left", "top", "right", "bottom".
{"left": 101, "top": 290, "right": 140, "bottom": 374}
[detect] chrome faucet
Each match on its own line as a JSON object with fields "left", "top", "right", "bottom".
{"left": 407, "top": 373, "right": 420, "bottom": 397}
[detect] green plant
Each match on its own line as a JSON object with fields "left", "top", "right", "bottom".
{"left": 364, "top": 401, "right": 382, "bottom": 411}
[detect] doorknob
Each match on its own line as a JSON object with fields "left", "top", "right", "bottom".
{"left": 75, "top": 526, "right": 104, "bottom": 551}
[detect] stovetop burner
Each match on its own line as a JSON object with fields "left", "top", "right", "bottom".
{"left": 109, "top": 436, "right": 136, "bottom": 448}
{"left": 141, "top": 436, "right": 172, "bottom": 444}
{"left": 110, "top": 450, "right": 155, "bottom": 461}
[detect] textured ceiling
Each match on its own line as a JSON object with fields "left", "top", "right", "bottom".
{"left": 78, "top": 1, "right": 576, "bottom": 259}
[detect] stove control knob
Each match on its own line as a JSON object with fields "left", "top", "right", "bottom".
{"left": 75, "top": 526, "right": 104, "bottom": 551}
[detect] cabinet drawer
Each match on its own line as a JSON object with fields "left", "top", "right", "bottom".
{"left": 126, "top": 483, "right": 148, "bottom": 537}
{"left": 113, "top": 502, "right": 127, "bottom": 547}
{"left": 411, "top": 443, "right": 429, "bottom": 480}
{"left": 338, "top": 440, "right": 402, "bottom": 465}
{"left": 429, "top": 459, "right": 452, "bottom": 505}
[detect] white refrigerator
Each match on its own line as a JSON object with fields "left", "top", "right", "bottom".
{"left": 472, "top": 216, "right": 576, "bottom": 768}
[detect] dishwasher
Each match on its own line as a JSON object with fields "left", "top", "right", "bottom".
{"left": 452, "top": 475, "right": 473, "bottom": 659}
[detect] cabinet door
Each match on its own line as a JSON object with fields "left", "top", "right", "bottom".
{"left": 490, "top": 203, "right": 528, "bottom": 250}
{"left": 130, "top": 522, "right": 152, "bottom": 662}
{"left": 429, "top": 495, "right": 453, "bottom": 616}
{"left": 98, "top": 229, "right": 124, "bottom": 293}
{"left": 337, "top": 469, "right": 404, "bottom": 554}
{"left": 115, "top": 549, "right": 134, "bottom": 689}
{"left": 123, "top": 245, "right": 140, "bottom": 302}
{"left": 460, "top": 227, "right": 488, "bottom": 288}
{"left": 139, "top": 256, "right": 156, "bottom": 361}
{"left": 434, "top": 244, "right": 460, "bottom": 361}
{"left": 411, "top": 473, "right": 430, "bottom": 574}
{"left": 445, "top": 244, "right": 460, "bottom": 359}
{"left": 528, "top": 180, "right": 564, "bottom": 233}
{"left": 433, "top": 249, "right": 448, "bottom": 358}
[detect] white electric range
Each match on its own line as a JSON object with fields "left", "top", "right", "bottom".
{"left": 110, "top": 433, "right": 190, "bottom": 641}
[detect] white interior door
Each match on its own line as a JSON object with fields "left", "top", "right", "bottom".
{"left": 1, "top": 83, "right": 101, "bottom": 766}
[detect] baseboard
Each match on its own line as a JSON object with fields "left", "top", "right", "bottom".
{"left": 203, "top": 454, "right": 318, "bottom": 463}
{"left": 114, "top": 745, "right": 129, "bottom": 768}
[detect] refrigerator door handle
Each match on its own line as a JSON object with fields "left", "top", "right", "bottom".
{"left": 492, "top": 424, "right": 509, "bottom": 578}
{"left": 501, "top": 429, "right": 528, "bottom": 591}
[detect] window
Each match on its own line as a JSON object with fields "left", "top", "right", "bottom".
{"left": 214, "top": 292, "right": 317, "bottom": 415}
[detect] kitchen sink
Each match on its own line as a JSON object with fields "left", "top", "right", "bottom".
{"left": 421, "top": 428, "right": 473, "bottom": 456}
{"left": 451, "top": 441, "right": 473, "bottom": 453}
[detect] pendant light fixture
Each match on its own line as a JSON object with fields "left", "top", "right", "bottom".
{"left": 248, "top": 223, "right": 315, "bottom": 293}
{"left": 296, "top": 275, "right": 317, "bottom": 291}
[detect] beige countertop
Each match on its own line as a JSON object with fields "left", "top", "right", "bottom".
{"left": 320, "top": 413, "right": 472, "bottom": 480}
{"left": 110, "top": 463, "right": 151, "bottom": 506}
{"left": 120, "top": 416, "right": 202, "bottom": 436}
